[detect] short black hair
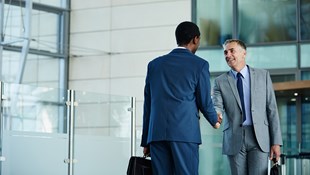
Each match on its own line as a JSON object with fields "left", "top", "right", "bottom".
{"left": 223, "top": 39, "right": 247, "bottom": 50}
{"left": 175, "top": 21, "right": 200, "bottom": 46}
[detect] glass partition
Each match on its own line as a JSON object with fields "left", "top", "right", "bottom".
{"left": 72, "top": 91, "right": 132, "bottom": 175}
{"left": 0, "top": 82, "right": 135, "bottom": 175}
{"left": 1, "top": 82, "right": 68, "bottom": 175}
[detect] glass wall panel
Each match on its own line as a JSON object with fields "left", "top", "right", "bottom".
{"left": 302, "top": 71, "right": 310, "bottom": 80}
{"left": 198, "top": 45, "right": 297, "bottom": 72}
{"left": 302, "top": 96, "right": 310, "bottom": 153}
{"left": 301, "top": 44, "right": 310, "bottom": 68}
{"left": 238, "top": 0, "right": 296, "bottom": 44}
{"left": 196, "top": 0, "right": 232, "bottom": 46}
{"left": 271, "top": 74, "right": 296, "bottom": 83}
{"left": 33, "top": 0, "right": 67, "bottom": 8}
{"left": 301, "top": 0, "right": 310, "bottom": 40}
{"left": 3, "top": 4, "right": 58, "bottom": 53}
{"left": 246, "top": 45, "right": 297, "bottom": 69}
{"left": 276, "top": 92, "right": 298, "bottom": 155}
{"left": 197, "top": 49, "right": 230, "bottom": 72}
{"left": 2, "top": 51, "right": 61, "bottom": 87}
{"left": 199, "top": 118, "right": 230, "bottom": 175}
{"left": 2, "top": 4, "right": 24, "bottom": 47}
{"left": 31, "top": 10, "right": 58, "bottom": 53}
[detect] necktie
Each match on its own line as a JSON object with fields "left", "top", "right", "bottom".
{"left": 237, "top": 73, "right": 246, "bottom": 122}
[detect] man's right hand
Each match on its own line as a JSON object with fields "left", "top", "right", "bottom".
{"left": 143, "top": 147, "right": 150, "bottom": 157}
{"left": 213, "top": 122, "right": 221, "bottom": 129}
{"left": 213, "top": 113, "right": 222, "bottom": 129}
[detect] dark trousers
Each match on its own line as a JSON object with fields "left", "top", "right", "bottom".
{"left": 150, "top": 141, "right": 199, "bottom": 175}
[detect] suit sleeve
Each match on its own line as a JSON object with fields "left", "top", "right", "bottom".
{"left": 196, "top": 62, "right": 218, "bottom": 126}
{"left": 141, "top": 64, "right": 151, "bottom": 147}
{"left": 213, "top": 78, "right": 224, "bottom": 114}
{"left": 266, "top": 71, "right": 283, "bottom": 146}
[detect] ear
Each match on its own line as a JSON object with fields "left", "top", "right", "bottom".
{"left": 243, "top": 50, "right": 247, "bottom": 58}
{"left": 193, "top": 36, "right": 200, "bottom": 45}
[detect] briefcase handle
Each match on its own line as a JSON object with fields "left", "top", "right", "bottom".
{"left": 144, "top": 153, "right": 151, "bottom": 158}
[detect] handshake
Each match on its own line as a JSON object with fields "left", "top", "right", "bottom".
{"left": 213, "top": 113, "right": 222, "bottom": 129}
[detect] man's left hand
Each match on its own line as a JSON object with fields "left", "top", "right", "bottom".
{"left": 270, "top": 145, "right": 281, "bottom": 161}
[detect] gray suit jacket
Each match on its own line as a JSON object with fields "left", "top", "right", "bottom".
{"left": 213, "top": 66, "right": 282, "bottom": 155}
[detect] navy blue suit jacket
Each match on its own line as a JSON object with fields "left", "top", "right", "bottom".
{"left": 141, "top": 48, "right": 218, "bottom": 147}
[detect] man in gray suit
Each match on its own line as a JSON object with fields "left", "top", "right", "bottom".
{"left": 213, "top": 39, "right": 282, "bottom": 175}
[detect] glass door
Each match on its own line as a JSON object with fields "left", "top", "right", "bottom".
{"left": 274, "top": 81, "right": 310, "bottom": 175}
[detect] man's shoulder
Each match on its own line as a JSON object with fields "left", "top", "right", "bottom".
{"left": 248, "top": 65, "right": 265, "bottom": 71}
{"left": 215, "top": 72, "right": 229, "bottom": 81}
{"left": 149, "top": 54, "right": 166, "bottom": 64}
{"left": 249, "top": 66, "right": 268, "bottom": 75}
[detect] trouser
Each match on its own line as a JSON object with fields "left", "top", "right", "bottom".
{"left": 150, "top": 141, "right": 199, "bottom": 175}
{"left": 228, "top": 126, "right": 269, "bottom": 175}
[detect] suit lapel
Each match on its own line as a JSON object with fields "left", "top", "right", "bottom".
{"left": 249, "top": 67, "right": 255, "bottom": 107}
{"left": 226, "top": 72, "right": 242, "bottom": 109}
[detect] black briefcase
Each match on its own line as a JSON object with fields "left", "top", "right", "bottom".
{"left": 270, "top": 163, "right": 280, "bottom": 175}
{"left": 127, "top": 156, "right": 152, "bottom": 175}
{"left": 270, "top": 158, "right": 281, "bottom": 175}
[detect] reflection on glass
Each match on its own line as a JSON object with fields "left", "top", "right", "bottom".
{"left": 2, "top": 51, "right": 61, "bottom": 88}
{"left": 198, "top": 45, "right": 297, "bottom": 73}
{"left": 73, "top": 91, "right": 133, "bottom": 174}
{"left": 246, "top": 45, "right": 297, "bottom": 69}
{"left": 2, "top": 83, "right": 67, "bottom": 133}
{"left": 74, "top": 91, "right": 132, "bottom": 137}
{"left": 31, "top": 10, "right": 58, "bottom": 52}
{"left": 238, "top": 0, "right": 296, "bottom": 44}
{"left": 196, "top": 49, "right": 230, "bottom": 72}
{"left": 276, "top": 93, "right": 298, "bottom": 155}
{"left": 301, "top": 0, "right": 310, "bottom": 40}
{"left": 302, "top": 71, "right": 310, "bottom": 80}
{"left": 199, "top": 115, "right": 230, "bottom": 174}
{"left": 301, "top": 44, "right": 310, "bottom": 68}
{"left": 196, "top": 0, "right": 232, "bottom": 46}
{"left": 270, "top": 74, "right": 295, "bottom": 83}
{"left": 3, "top": 4, "right": 58, "bottom": 53}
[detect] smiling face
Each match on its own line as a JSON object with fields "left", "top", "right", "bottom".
{"left": 223, "top": 42, "right": 247, "bottom": 72}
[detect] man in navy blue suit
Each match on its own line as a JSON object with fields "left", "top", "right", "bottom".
{"left": 141, "top": 21, "right": 222, "bottom": 175}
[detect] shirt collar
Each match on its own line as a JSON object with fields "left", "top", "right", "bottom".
{"left": 231, "top": 65, "right": 249, "bottom": 79}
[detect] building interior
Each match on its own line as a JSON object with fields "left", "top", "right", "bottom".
{"left": 0, "top": 0, "right": 309, "bottom": 174}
